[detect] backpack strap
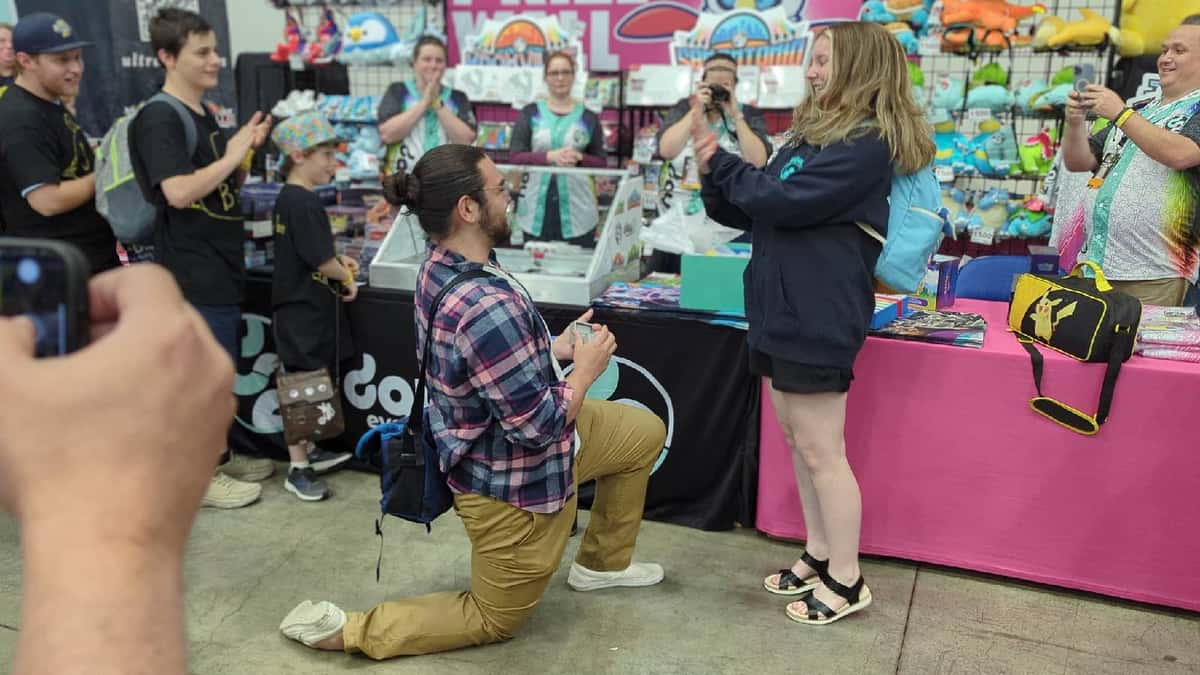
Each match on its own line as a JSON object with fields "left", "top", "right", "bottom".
{"left": 1095, "top": 327, "right": 1134, "bottom": 424}
{"left": 147, "top": 92, "right": 199, "bottom": 159}
{"left": 1018, "top": 336, "right": 1045, "bottom": 398}
{"left": 407, "top": 268, "right": 493, "bottom": 438}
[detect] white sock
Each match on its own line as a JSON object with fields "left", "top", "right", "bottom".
{"left": 291, "top": 461, "right": 310, "bottom": 472}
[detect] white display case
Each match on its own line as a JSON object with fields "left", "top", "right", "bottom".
{"left": 369, "top": 165, "right": 644, "bottom": 307}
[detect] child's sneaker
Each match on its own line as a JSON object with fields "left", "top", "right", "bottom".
{"left": 307, "top": 447, "right": 353, "bottom": 474}
{"left": 285, "top": 467, "right": 330, "bottom": 501}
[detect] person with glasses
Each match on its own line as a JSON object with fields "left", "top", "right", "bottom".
{"left": 508, "top": 51, "right": 608, "bottom": 246}
{"left": 280, "top": 144, "right": 667, "bottom": 659}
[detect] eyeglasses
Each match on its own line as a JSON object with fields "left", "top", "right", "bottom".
{"left": 546, "top": 70, "right": 573, "bottom": 79}
{"left": 481, "top": 180, "right": 514, "bottom": 197}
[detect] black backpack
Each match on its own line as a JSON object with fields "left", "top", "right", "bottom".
{"left": 354, "top": 269, "right": 490, "bottom": 579}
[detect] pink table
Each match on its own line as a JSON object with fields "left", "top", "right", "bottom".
{"left": 756, "top": 299, "right": 1200, "bottom": 611}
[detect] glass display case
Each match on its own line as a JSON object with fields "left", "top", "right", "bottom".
{"left": 370, "top": 165, "right": 644, "bottom": 306}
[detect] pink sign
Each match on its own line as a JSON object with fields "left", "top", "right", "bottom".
{"left": 446, "top": 0, "right": 864, "bottom": 70}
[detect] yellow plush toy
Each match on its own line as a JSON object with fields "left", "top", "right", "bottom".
{"left": 1117, "top": 0, "right": 1200, "bottom": 57}
{"left": 1045, "top": 8, "right": 1117, "bottom": 49}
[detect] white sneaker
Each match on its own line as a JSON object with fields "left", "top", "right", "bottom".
{"left": 219, "top": 453, "right": 275, "bottom": 482}
{"left": 202, "top": 472, "right": 262, "bottom": 509}
{"left": 567, "top": 561, "right": 665, "bottom": 591}
{"left": 280, "top": 600, "right": 347, "bottom": 647}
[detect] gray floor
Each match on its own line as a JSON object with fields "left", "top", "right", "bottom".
{"left": 1, "top": 467, "right": 1196, "bottom": 674}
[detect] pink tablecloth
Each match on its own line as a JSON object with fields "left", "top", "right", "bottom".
{"left": 756, "top": 299, "right": 1200, "bottom": 611}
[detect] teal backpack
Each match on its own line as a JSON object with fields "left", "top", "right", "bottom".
{"left": 858, "top": 165, "right": 951, "bottom": 293}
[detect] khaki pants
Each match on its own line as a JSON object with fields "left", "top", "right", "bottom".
{"left": 342, "top": 400, "right": 666, "bottom": 659}
{"left": 1110, "top": 278, "right": 1192, "bottom": 307}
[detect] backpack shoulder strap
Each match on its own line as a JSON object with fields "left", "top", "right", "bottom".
{"left": 148, "top": 92, "right": 199, "bottom": 158}
{"left": 407, "top": 268, "right": 493, "bottom": 434}
{"left": 1095, "top": 327, "right": 1134, "bottom": 424}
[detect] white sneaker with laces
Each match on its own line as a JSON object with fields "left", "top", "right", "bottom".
{"left": 280, "top": 600, "right": 347, "bottom": 647}
{"left": 202, "top": 472, "right": 262, "bottom": 509}
{"left": 567, "top": 561, "right": 665, "bottom": 591}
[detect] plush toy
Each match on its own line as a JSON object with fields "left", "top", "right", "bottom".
{"left": 933, "top": 113, "right": 958, "bottom": 168}
{"left": 908, "top": 62, "right": 927, "bottom": 106}
{"left": 1019, "top": 128, "right": 1057, "bottom": 175}
{"left": 941, "top": 0, "right": 1047, "bottom": 50}
{"left": 970, "top": 62, "right": 1009, "bottom": 89}
{"left": 932, "top": 76, "right": 966, "bottom": 111}
{"left": 1006, "top": 197, "right": 1051, "bottom": 237}
{"left": 271, "top": 12, "right": 306, "bottom": 63}
{"left": 339, "top": 12, "right": 406, "bottom": 65}
{"left": 305, "top": 7, "right": 342, "bottom": 64}
{"left": 1115, "top": 0, "right": 1200, "bottom": 56}
{"left": 884, "top": 0, "right": 928, "bottom": 22}
{"left": 967, "top": 85, "right": 1014, "bottom": 111}
{"left": 975, "top": 187, "right": 1012, "bottom": 232}
{"left": 972, "top": 118, "right": 1019, "bottom": 174}
{"left": 860, "top": 1, "right": 899, "bottom": 23}
{"left": 1046, "top": 9, "right": 1117, "bottom": 50}
{"left": 888, "top": 22, "right": 920, "bottom": 54}
{"left": 1013, "top": 78, "right": 1051, "bottom": 110}
{"left": 1032, "top": 15, "right": 1065, "bottom": 49}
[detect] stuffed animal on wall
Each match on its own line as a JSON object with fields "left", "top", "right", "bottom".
{"left": 860, "top": 1, "right": 899, "bottom": 23}
{"left": 932, "top": 76, "right": 966, "bottom": 111}
{"left": 1019, "top": 128, "right": 1057, "bottom": 175}
{"left": 339, "top": 12, "right": 405, "bottom": 65}
{"left": 889, "top": 22, "right": 920, "bottom": 54}
{"left": 1116, "top": 0, "right": 1200, "bottom": 56}
{"left": 970, "top": 62, "right": 1009, "bottom": 89}
{"left": 909, "top": 62, "right": 928, "bottom": 106}
{"left": 941, "top": 0, "right": 1046, "bottom": 50}
{"left": 1045, "top": 9, "right": 1118, "bottom": 50}
{"left": 967, "top": 84, "right": 1014, "bottom": 111}
{"left": 305, "top": 7, "right": 341, "bottom": 64}
{"left": 271, "top": 12, "right": 306, "bottom": 63}
{"left": 1013, "top": 79, "right": 1051, "bottom": 110}
{"left": 972, "top": 118, "right": 1019, "bottom": 174}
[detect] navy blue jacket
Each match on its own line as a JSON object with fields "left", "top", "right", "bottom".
{"left": 701, "top": 134, "right": 892, "bottom": 370}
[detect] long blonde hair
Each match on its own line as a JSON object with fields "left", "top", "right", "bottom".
{"left": 791, "top": 22, "right": 934, "bottom": 175}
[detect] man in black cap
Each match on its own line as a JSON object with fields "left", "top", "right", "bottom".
{"left": 0, "top": 12, "right": 118, "bottom": 273}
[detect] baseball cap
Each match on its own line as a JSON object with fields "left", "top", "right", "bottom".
{"left": 12, "top": 13, "right": 91, "bottom": 55}
{"left": 271, "top": 111, "right": 343, "bottom": 157}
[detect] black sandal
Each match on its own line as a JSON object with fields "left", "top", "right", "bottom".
{"left": 786, "top": 572, "right": 872, "bottom": 625}
{"left": 763, "top": 551, "right": 829, "bottom": 596}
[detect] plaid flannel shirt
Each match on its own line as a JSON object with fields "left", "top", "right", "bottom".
{"left": 415, "top": 244, "right": 576, "bottom": 514}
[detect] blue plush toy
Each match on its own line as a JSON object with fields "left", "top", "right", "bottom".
{"left": 966, "top": 85, "right": 1014, "bottom": 112}
{"left": 932, "top": 76, "right": 965, "bottom": 111}
{"left": 340, "top": 12, "right": 406, "bottom": 65}
{"left": 860, "top": 1, "right": 897, "bottom": 23}
{"left": 1013, "top": 79, "right": 1051, "bottom": 111}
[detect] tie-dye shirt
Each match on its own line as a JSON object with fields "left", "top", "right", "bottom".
{"left": 1083, "top": 90, "right": 1200, "bottom": 283}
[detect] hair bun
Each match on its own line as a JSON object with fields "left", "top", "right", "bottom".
{"left": 383, "top": 171, "right": 421, "bottom": 209}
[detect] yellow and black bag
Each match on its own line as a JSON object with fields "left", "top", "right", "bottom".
{"left": 1007, "top": 262, "right": 1142, "bottom": 435}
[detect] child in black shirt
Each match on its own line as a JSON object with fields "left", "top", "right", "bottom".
{"left": 270, "top": 112, "right": 358, "bottom": 501}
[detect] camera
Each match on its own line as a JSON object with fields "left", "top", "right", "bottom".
{"left": 708, "top": 84, "right": 731, "bottom": 105}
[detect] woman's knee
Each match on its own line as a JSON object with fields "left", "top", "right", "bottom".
{"left": 788, "top": 435, "right": 844, "bottom": 473}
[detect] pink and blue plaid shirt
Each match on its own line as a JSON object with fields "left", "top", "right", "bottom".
{"left": 415, "top": 244, "right": 576, "bottom": 514}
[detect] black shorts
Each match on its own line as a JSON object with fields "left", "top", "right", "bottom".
{"left": 749, "top": 349, "right": 853, "bottom": 394}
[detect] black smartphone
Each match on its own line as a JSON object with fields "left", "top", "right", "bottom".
{"left": 0, "top": 238, "right": 90, "bottom": 357}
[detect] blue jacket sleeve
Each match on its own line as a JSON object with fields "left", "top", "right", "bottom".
{"left": 706, "top": 137, "right": 892, "bottom": 230}
{"left": 701, "top": 176, "right": 752, "bottom": 231}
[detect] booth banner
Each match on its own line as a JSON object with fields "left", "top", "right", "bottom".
{"left": 447, "top": 0, "right": 863, "bottom": 71}
{"left": 14, "top": 0, "right": 236, "bottom": 136}
{"left": 234, "top": 278, "right": 760, "bottom": 531}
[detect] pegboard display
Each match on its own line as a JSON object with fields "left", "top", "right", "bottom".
{"left": 284, "top": 1, "right": 443, "bottom": 98}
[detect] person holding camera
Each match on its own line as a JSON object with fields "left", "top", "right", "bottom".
{"left": 655, "top": 53, "right": 771, "bottom": 216}
{"left": 1060, "top": 16, "right": 1200, "bottom": 306}
{"left": 280, "top": 144, "right": 667, "bottom": 660}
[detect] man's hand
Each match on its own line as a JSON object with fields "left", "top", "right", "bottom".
{"left": 1081, "top": 85, "right": 1126, "bottom": 122}
{"left": 338, "top": 255, "right": 361, "bottom": 277}
{"left": 226, "top": 111, "right": 265, "bottom": 165}
{"left": 571, "top": 322, "right": 616, "bottom": 385}
{"left": 341, "top": 281, "right": 359, "bottom": 303}
{"left": 552, "top": 309, "right": 594, "bottom": 361}
{"left": 1065, "top": 90, "right": 1090, "bottom": 126}
{"left": 423, "top": 76, "right": 443, "bottom": 106}
{"left": 694, "top": 130, "right": 719, "bottom": 175}
{"left": 250, "top": 112, "right": 273, "bottom": 148}
{"left": 0, "top": 265, "right": 234, "bottom": 553}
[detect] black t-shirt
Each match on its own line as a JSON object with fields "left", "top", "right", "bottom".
{"left": 0, "top": 75, "right": 14, "bottom": 88}
{"left": 132, "top": 97, "right": 245, "bottom": 305}
{"left": 271, "top": 184, "right": 353, "bottom": 371}
{"left": 0, "top": 84, "right": 118, "bottom": 273}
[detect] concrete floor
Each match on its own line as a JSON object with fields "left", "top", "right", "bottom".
{"left": 1, "top": 467, "right": 1196, "bottom": 674}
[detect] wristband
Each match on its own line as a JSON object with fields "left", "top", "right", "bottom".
{"left": 1115, "top": 108, "right": 1135, "bottom": 128}
{"left": 240, "top": 149, "right": 255, "bottom": 172}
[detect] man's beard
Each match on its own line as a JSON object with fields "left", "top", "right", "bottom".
{"left": 482, "top": 202, "right": 512, "bottom": 245}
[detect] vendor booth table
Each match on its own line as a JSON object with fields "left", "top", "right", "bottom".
{"left": 756, "top": 299, "right": 1200, "bottom": 612}
{"left": 236, "top": 273, "right": 760, "bottom": 531}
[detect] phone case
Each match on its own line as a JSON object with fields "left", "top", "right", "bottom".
{"left": 0, "top": 237, "right": 91, "bottom": 354}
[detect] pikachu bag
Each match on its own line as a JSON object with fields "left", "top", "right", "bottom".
{"left": 1008, "top": 262, "right": 1142, "bottom": 435}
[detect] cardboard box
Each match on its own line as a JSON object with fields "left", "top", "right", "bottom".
{"left": 680, "top": 244, "right": 751, "bottom": 314}
{"left": 909, "top": 255, "right": 959, "bottom": 311}
{"left": 1028, "top": 245, "right": 1059, "bottom": 275}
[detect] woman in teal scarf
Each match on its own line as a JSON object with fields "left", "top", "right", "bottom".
{"left": 509, "top": 51, "right": 608, "bottom": 246}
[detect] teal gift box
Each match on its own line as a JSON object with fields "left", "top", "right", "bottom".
{"left": 680, "top": 243, "right": 751, "bottom": 314}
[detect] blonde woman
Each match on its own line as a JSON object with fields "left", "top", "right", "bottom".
{"left": 695, "top": 22, "right": 934, "bottom": 625}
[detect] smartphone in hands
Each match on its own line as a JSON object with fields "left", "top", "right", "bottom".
{"left": 0, "top": 238, "right": 90, "bottom": 357}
